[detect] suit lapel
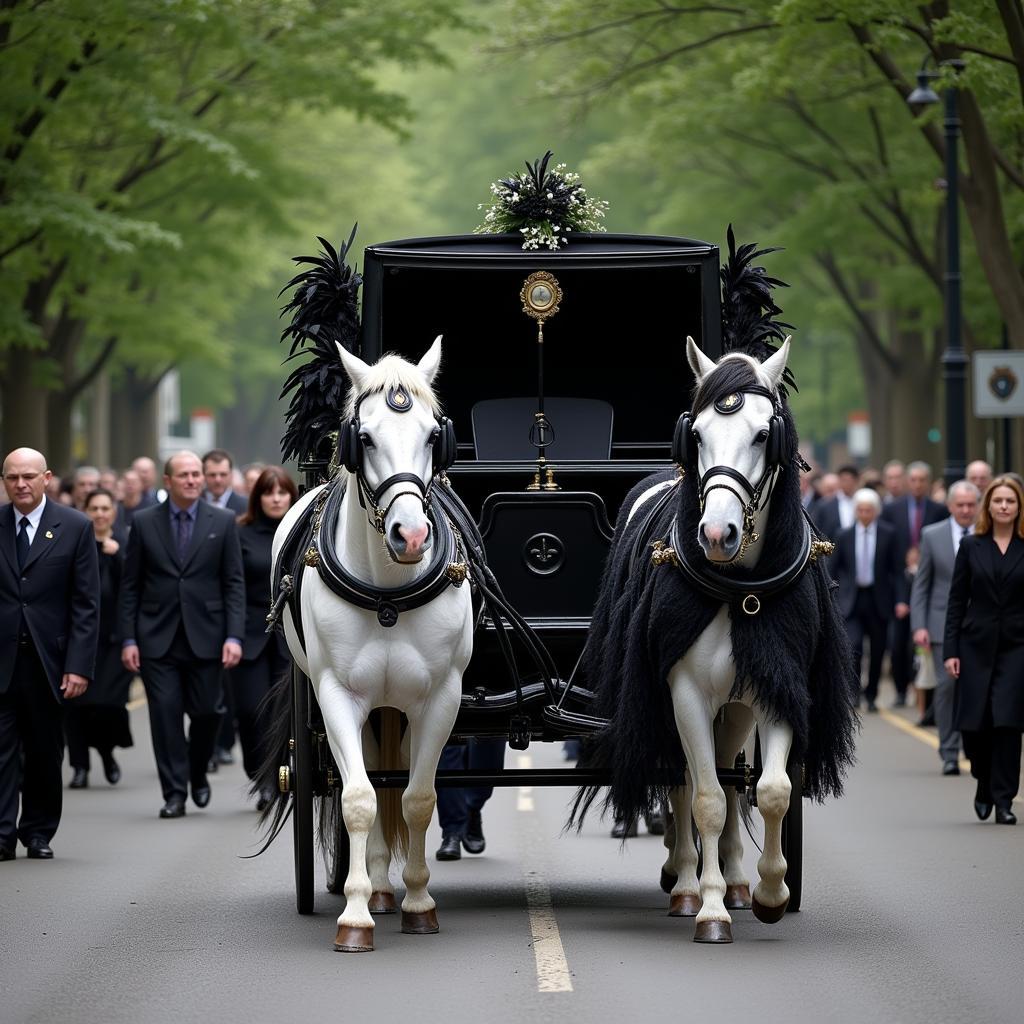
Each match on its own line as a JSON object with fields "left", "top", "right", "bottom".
{"left": 21, "top": 504, "right": 63, "bottom": 572}
{"left": 0, "top": 504, "right": 17, "bottom": 577}
{"left": 1001, "top": 533, "right": 1024, "bottom": 582}
{"left": 180, "top": 501, "right": 213, "bottom": 571}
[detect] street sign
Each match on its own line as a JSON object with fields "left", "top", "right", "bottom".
{"left": 973, "top": 351, "right": 1024, "bottom": 417}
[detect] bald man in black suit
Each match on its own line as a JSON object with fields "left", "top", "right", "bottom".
{"left": 0, "top": 447, "right": 99, "bottom": 861}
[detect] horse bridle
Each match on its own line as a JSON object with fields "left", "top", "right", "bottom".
{"left": 690, "top": 385, "right": 784, "bottom": 563}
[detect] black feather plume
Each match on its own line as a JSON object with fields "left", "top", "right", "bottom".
{"left": 720, "top": 224, "right": 796, "bottom": 396}
{"left": 278, "top": 225, "right": 361, "bottom": 463}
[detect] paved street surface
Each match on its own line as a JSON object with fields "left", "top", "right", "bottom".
{"left": 2, "top": 685, "right": 1022, "bottom": 1024}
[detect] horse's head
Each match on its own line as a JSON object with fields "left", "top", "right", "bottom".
{"left": 684, "top": 335, "right": 791, "bottom": 564}
{"left": 336, "top": 336, "right": 449, "bottom": 564}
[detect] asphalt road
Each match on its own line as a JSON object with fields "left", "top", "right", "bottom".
{"left": 2, "top": 683, "right": 1021, "bottom": 1024}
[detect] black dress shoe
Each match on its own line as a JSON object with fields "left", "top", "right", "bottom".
{"left": 435, "top": 834, "right": 462, "bottom": 861}
{"left": 214, "top": 747, "right": 235, "bottom": 766}
{"left": 644, "top": 809, "right": 666, "bottom": 835}
{"left": 942, "top": 760, "right": 960, "bottom": 776}
{"left": 69, "top": 768, "right": 88, "bottom": 789}
{"left": 102, "top": 753, "right": 121, "bottom": 785}
{"left": 611, "top": 818, "right": 638, "bottom": 839}
{"left": 463, "top": 810, "right": 485, "bottom": 855}
{"left": 159, "top": 798, "right": 186, "bottom": 819}
{"left": 206, "top": 758, "right": 218, "bottom": 774}
{"left": 0, "top": 845, "right": 16, "bottom": 861}
{"left": 865, "top": 700, "right": 878, "bottom": 714}
{"left": 191, "top": 781, "right": 211, "bottom": 808}
{"left": 916, "top": 710, "right": 936, "bottom": 728}
{"left": 995, "top": 807, "right": 1017, "bottom": 825}
{"left": 974, "top": 799, "right": 993, "bottom": 821}
{"left": 26, "top": 837, "right": 53, "bottom": 859}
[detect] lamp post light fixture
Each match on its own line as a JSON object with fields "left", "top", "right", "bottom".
{"left": 908, "top": 55, "right": 967, "bottom": 484}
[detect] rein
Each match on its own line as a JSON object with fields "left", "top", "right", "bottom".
{"left": 354, "top": 469, "right": 435, "bottom": 537}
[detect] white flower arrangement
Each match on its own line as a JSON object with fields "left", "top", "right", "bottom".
{"left": 475, "top": 151, "right": 609, "bottom": 250}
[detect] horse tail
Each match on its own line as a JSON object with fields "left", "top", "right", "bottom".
{"left": 378, "top": 707, "right": 409, "bottom": 858}
{"left": 243, "top": 668, "right": 295, "bottom": 856}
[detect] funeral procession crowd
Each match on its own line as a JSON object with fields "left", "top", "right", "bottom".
{"left": 2, "top": 445, "right": 1024, "bottom": 864}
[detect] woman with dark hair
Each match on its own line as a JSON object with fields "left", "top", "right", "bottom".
{"left": 944, "top": 476, "right": 1024, "bottom": 825}
{"left": 233, "top": 466, "right": 298, "bottom": 808}
{"left": 66, "top": 488, "right": 134, "bottom": 788}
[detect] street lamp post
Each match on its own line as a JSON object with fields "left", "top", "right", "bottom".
{"left": 908, "top": 57, "right": 967, "bottom": 484}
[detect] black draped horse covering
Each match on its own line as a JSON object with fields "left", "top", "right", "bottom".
{"left": 573, "top": 231, "right": 858, "bottom": 829}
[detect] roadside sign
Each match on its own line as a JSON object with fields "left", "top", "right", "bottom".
{"left": 973, "top": 351, "right": 1024, "bottom": 418}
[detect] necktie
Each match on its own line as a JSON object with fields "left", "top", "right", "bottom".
{"left": 859, "top": 527, "right": 871, "bottom": 585}
{"left": 175, "top": 509, "right": 190, "bottom": 562}
{"left": 911, "top": 500, "right": 923, "bottom": 547}
{"left": 16, "top": 516, "right": 30, "bottom": 570}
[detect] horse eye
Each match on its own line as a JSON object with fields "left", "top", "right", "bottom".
{"left": 692, "top": 430, "right": 703, "bottom": 447}
{"left": 754, "top": 429, "right": 769, "bottom": 444}
{"left": 426, "top": 428, "right": 439, "bottom": 448}
{"left": 359, "top": 432, "right": 374, "bottom": 449}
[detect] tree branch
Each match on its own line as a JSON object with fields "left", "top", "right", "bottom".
{"left": 65, "top": 335, "right": 117, "bottom": 402}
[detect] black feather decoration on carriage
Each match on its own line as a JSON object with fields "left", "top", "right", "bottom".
{"left": 278, "top": 225, "right": 362, "bottom": 463}
{"left": 720, "top": 223, "right": 797, "bottom": 398}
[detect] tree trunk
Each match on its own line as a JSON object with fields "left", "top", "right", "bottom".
{"left": 0, "top": 349, "right": 48, "bottom": 456}
{"left": 109, "top": 368, "right": 161, "bottom": 469}
{"left": 46, "top": 396, "right": 74, "bottom": 475}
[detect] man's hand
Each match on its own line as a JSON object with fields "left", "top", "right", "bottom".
{"left": 61, "top": 673, "right": 89, "bottom": 699}
{"left": 913, "top": 628, "right": 930, "bottom": 649}
{"left": 895, "top": 602, "right": 910, "bottom": 620}
{"left": 121, "top": 644, "right": 141, "bottom": 673}
{"left": 222, "top": 640, "right": 242, "bottom": 669}
{"left": 944, "top": 657, "right": 960, "bottom": 679}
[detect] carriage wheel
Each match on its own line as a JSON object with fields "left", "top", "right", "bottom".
{"left": 291, "top": 666, "right": 316, "bottom": 915}
{"left": 325, "top": 790, "right": 351, "bottom": 895}
{"left": 781, "top": 758, "right": 803, "bottom": 913}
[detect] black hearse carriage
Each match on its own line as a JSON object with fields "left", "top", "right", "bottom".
{"left": 284, "top": 232, "right": 803, "bottom": 913}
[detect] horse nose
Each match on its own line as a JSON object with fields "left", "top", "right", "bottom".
{"left": 392, "top": 521, "right": 430, "bottom": 557}
{"left": 700, "top": 521, "right": 740, "bottom": 557}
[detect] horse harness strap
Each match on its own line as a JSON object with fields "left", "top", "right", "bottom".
{"left": 312, "top": 478, "right": 465, "bottom": 628}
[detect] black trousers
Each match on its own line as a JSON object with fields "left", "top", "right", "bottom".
{"left": 65, "top": 705, "right": 132, "bottom": 770}
{"left": 216, "top": 669, "right": 236, "bottom": 752}
{"left": 963, "top": 726, "right": 1023, "bottom": 810}
{"left": 230, "top": 644, "right": 289, "bottom": 780}
{"left": 140, "top": 625, "right": 223, "bottom": 802}
{"left": 889, "top": 614, "right": 912, "bottom": 699}
{"left": 0, "top": 641, "right": 64, "bottom": 848}
{"left": 845, "top": 588, "right": 888, "bottom": 702}
{"left": 436, "top": 738, "right": 506, "bottom": 837}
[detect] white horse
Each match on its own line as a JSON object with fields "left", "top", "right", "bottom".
{"left": 586, "top": 333, "right": 854, "bottom": 944}
{"left": 273, "top": 337, "right": 473, "bottom": 952}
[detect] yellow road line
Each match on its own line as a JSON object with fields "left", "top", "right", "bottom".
{"left": 515, "top": 752, "right": 573, "bottom": 994}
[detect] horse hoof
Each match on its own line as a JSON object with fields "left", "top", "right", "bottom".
{"left": 369, "top": 891, "right": 397, "bottom": 915}
{"left": 334, "top": 925, "right": 374, "bottom": 952}
{"left": 751, "top": 895, "right": 788, "bottom": 924}
{"left": 401, "top": 909, "right": 439, "bottom": 934}
{"left": 668, "top": 893, "right": 701, "bottom": 917}
{"left": 725, "top": 884, "right": 752, "bottom": 910}
{"left": 660, "top": 868, "right": 678, "bottom": 894}
{"left": 693, "top": 919, "right": 733, "bottom": 944}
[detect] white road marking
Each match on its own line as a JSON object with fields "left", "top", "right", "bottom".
{"left": 515, "top": 753, "right": 573, "bottom": 993}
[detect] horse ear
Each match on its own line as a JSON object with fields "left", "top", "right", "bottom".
{"left": 759, "top": 336, "right": 791, "bottom": 391}
{"left": 336, "top": 342, "right": 370, "bottom": 391}
{"left": 686, "top": 336, "right": 716, "bottom": 383}
{"left": 417, "top": 335, "right": 443, "bottom": 385}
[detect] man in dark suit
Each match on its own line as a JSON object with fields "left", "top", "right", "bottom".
{"left": 1, "top": 447, "right": 99, "bottom": 860}
{"left": 120, "top": 450, "right": 245, "bottom": 818}
{"left": 202, "top": 448, "right": 248, "bottom": 515}
{"left": 835, "top": 488, "right": 908, "bottom": 712}
{"left": 882, "top": 460, "right": 949, "bottom": 706}
{"left": 812, "top": 464, "right": 860, "bottom": 542}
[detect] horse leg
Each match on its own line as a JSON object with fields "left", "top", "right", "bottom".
{"left": 399, "top": 685, "right": 460, "bottom": 935}
{"left": 669, "top": 675, "right": 732, "bottom": 943}
{"left": 665, "top": 778, "right": 701, "bottom": 917}
{"left": 750, "top": 709, "right": 793, "bottom": 924}
{"left": 317, "top": 680, "right": 377, "bottom": 952}
{"left": 717, "top": 705, "right": 753, "bottom": 911}
{"left": 362, "top": 722, "right": 397, "bottom": 915}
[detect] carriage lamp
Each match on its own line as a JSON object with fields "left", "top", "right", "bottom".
{"left": 521, "top": 271, "right": 563, "bottom": 491}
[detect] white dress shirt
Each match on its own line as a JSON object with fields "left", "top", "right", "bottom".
{"left": 838, "top": 492, "right": 855, "bottom": 530}
{"left": 16, "top": 495, "right": 47, "bottom": 546}
{"left": 855, "top": 521, "right": 876, "bottom": 587}
{"left": 950, "top": 518, "right": 973, "bottom": 554}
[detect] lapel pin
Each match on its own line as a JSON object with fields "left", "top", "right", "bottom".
{"left": 45, "top": 530, "right": 53, "bottom": 539}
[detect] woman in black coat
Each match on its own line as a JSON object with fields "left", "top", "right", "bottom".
{"left": 944, "top": 476, "right": 1024, "bottom": 825}
{"left": 232, "top": 466, "right": 298, "bottom": 808}
{"left": 66, "top": 488, "right": 134, "bottom": 787}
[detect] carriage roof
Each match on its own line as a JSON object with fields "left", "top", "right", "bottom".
{"left": 358, "top": 233, "right": 722, "bottom": 457}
